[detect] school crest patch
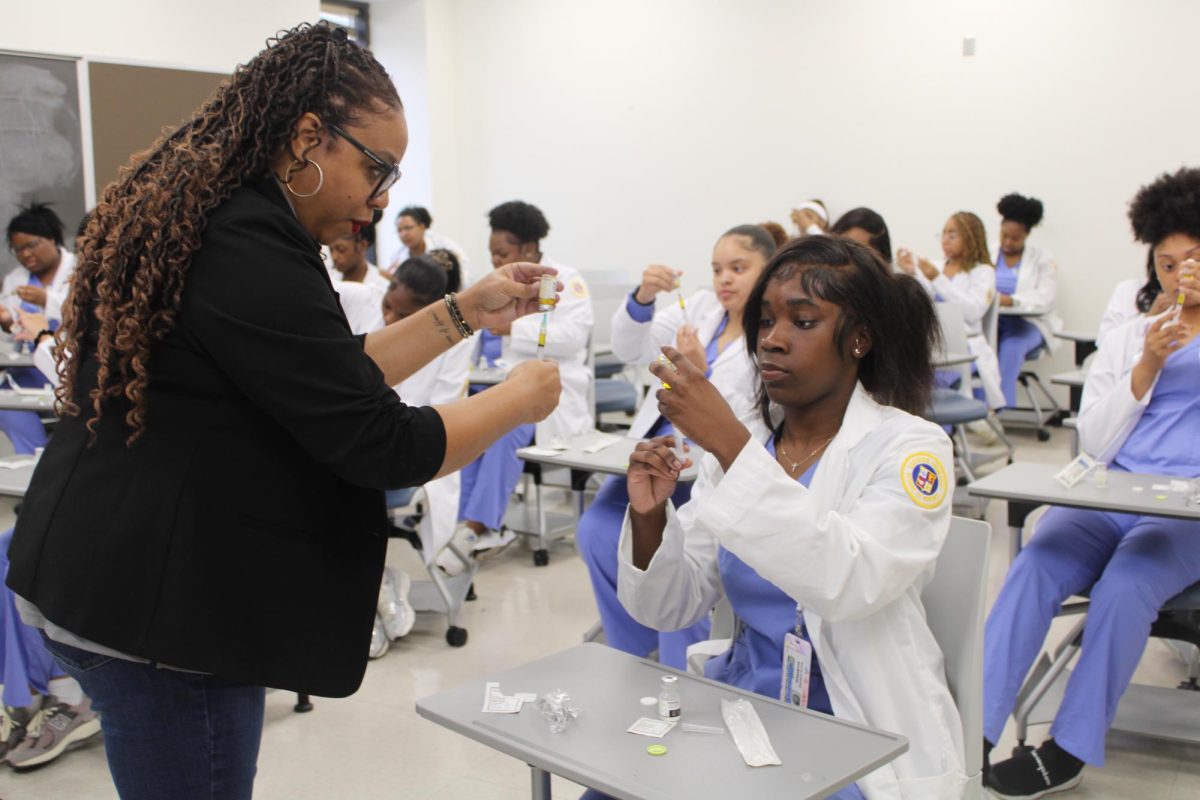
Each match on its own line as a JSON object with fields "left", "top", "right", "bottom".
{"left": 569, "top": 277, "right": 589, "bottom": 299}
{"left": 900, "top": 452, "right": 947, "bottom": 509}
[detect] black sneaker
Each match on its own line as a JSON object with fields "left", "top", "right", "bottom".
{"left": 986, "top": 738, "right": 1084, "bottom": 799}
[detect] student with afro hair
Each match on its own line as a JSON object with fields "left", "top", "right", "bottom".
{"left": 990, "top": 193, "right": 1064, "bottom": 407}
{"left": 451, "top": 201, "right": 594, "bottom": 561}
{"left": 984, "top": 167, "right": 1200, "bottom": 798}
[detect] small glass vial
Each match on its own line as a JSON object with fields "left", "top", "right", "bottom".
{"left": 1091, "top": 462, "right": 1108, "bottom": 489}
{"left": 538, "top": 275, "right": 558, "bottom": 312}
{"left": 657, "top": 675, "right": 681, "bottom": 721}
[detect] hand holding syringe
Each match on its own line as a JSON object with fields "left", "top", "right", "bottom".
{"left": 1172, "top": 259, "right": 1199, "bottom": 322}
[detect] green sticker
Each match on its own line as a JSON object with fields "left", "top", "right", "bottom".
{"left": 1156, "top": 494, "right": 1169, "bottom": 500}
{"left": 647, "top": 744, "right": 668, "bottom": 756}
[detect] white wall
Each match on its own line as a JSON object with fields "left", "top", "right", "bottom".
{"left": 371, "top": 0, "right": 1200, "bottom": 383}
{"left": 0, "top": 0, "right": 320, "bottom": 72}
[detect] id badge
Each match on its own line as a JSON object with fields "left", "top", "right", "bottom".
{"left": 781, "top": 632, "right": 813, "bottom": 708}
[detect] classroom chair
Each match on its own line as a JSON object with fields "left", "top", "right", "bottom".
{"left": 1012, "top": 347, "right": 1064, "bottom": 442}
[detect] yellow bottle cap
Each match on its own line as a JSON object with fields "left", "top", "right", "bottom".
{"left": 647, "top": 744, "right": 668, "bottom": 756}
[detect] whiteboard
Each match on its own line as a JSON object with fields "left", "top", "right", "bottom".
{"left": 0, "top": 52, "right": 86, "bottom": 278}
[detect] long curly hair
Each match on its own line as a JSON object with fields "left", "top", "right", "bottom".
{"left": 58, "top": 22, "right": 401, "bottom": 445}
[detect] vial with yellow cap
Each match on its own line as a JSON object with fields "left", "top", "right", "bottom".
{"left": 538, "top": 275, "right": 558, "bottom": 313}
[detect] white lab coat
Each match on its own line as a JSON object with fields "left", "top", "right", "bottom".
{"left": 2, "top": 249, "right": 76, "bottom": 324}
{"left": 390, "top": 230, "right": 473, "bottom": 286}
{"left": 334, "top": 281, "right": 386, "bottom": 336}
{"left": 914, "top": 262, "right": 1005, "bottom": 409}
{"left": 331, "top": 261, "right": 391, "bottom": 294}
{"left": 394, "top": 339, "right": 472, "bottom": 560}
{"left": 990, "top": 242, "right": 1064, "bottom": 351}
{"left": 493, "top": 257, "right": 594, "bottom": 446}
{"left": 617, "top": 386, "right": 964, "bottom": 799}
{"left": 1097, "top": 278, "right": 1143, "bottom": 344}
{"left": 1077, "top": 312, "right": 1168, "bottom": 464}
{"left": 609, "top": 288, "right": 758, "bottom": 438}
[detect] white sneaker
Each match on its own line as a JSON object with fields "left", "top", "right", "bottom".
{"left": 471, "top": 528, "right": 516, "bottom": 559}
{"left": 378, "top": 568, "right": 415, "bottom": 640}
{"left": 368, "top": 614, "right": 390, "bottom": 659}
{"left": 966, "top": 418, "right": 1000, "bottom": 445}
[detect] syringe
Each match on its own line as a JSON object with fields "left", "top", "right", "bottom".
{"left": 675, "top": 276, "right": 687, "bottom": 325}
{"left": 655, "top": 353, "right": 686, "bottom": 464}
{"left": 536, "top": 275, "right": 557, "bottom": 360}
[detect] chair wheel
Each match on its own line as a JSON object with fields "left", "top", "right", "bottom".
{"left": 293, "top": 697, "right": 314, "bottom": 713}
{"left": 446, "top": 626, "right": 468, "bottom": 647}
{"left": 466, "top": 583, "right": 477, "bottom": 602}
{"left": 1037, "top": 429, "right": 1051, "bottom": 442}
{"left": 533, "top": 549, "right": 550, "bottom": 567}
{"left": 1012, "top": 743, "right": 1033, "bottom": 758}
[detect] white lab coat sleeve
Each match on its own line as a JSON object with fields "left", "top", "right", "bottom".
{"left": 609, "top": 294, "right": 687, "bottom": 365}
{"left": 34, "top": 336, "right": 58, "bottom": 387}
{"left": 693, "top": 431, "right": 953, "bottom": 623}
{"left": 932, "top": 267, "right": 994, "bottom": 329}
{"left": 428, "top": 341, "right": 471, "bottom": 406}
{"left": 1012, "top": 250, "right": 1056, "bottom": 314}
{"left": 1097, "top": 279, "right": 1141, "bottom": 343}
{"left": 1077, "top": 318, "right": 1153, "bottom": 463}
{"left": 615, "top": 457, "right": 725, "bottom": 632}
{"left": 509, "top": 276, "right": 594, "bottom": 359}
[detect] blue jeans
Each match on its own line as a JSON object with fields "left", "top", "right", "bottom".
{"left": 42, "top": 635, "right": 265, "bottom": 800}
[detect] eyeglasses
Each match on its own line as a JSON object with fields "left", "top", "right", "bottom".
{"left": 7, "top": 237, "right": 47, "bottom": 257}
{"left": 327, "top": 123, "right": 402, "bottom": 200}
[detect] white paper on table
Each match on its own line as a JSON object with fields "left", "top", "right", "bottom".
{"left": 481, "top": 682, "right": 523, "bottom": 714}
{"left": 0, "top": 457, "right": 36, "bottom": 469}
{"left": 583, "top": 433, "right": 622, "bottom": 454}
{"left": 626, "top": 717, "right": 676, "bottom": 738}
{"left": 521, "top": 447, "right": 564, "bottom": 458}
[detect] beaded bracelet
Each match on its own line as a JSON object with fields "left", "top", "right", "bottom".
{"left": 444, "top": 293, "right": 474, "bottom": 339}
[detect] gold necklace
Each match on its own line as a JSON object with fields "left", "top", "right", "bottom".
{"left": 778, "top": 434, "right": 836, "bottom": 475}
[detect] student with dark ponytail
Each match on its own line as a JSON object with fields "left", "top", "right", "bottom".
{"left": 5, "top": 22, "right": 560, "bottom": 799}
{"left": 608, "top": 237, "right": 966, "bottom": 799}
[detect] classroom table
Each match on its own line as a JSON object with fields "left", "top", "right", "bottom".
{"left": 0, "top": 454, "right": 36, "bottom": 497}
{"left": 469, "top": 366, "right": 509, "bottom": 386}
{"left": 966, "top": 461, "right": 1200, "bottom": 563}
{"left": 510, "top": 432, "right": 702, "bottom": 565}
{"left": 966, "top": 462, "right": 1200, "bottom": 749}
{"left": 416, "top": 642, "right": 908, "bottom": 800}
{"left": 932, "top": 351, "right": 975, "bottom": 369}
{"left": 1049, "top": 368, "right": 1087, "bottom": 412}
{"left": 0, "top": 351, "right": 37, "bottom": 370}
{"left": 0, "top": 389, "right": 56, "bottom": 413}
{"left": 1054, "top": 329, "right": 1098, "bottom": 367}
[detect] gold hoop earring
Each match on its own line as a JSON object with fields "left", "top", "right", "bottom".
{"left": 285, "top": 159, "right": 324, "bottom": 198}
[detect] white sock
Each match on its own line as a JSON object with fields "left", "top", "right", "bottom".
{"left": 48, "top": 677, "right": 83, "bottom": 706}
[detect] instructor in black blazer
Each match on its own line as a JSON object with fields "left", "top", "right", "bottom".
{"left": 5, "top": 23, "right": 560, "bottom": 800}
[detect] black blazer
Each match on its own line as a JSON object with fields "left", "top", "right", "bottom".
{"left": 6, "top": 178, "right": 446, "bottom": 697}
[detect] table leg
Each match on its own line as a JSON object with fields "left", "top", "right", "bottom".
{"left": 531, "top": 765, "right": 552, "bottom": 800}
{"left": 1007, "top": 500, "right": 1037, "bottom": 564}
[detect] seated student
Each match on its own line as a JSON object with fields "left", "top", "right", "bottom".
{"left": 831, "top": 207, "right": 892, "bottom": 264}
{"left": 0, "top": 526, "right": 100, "bottom": 768}
{"left": 899, "top": 211, "right": 1005, "bottom": 411}
{"left": 335, "top": 280, "right": 385, "bottom": 335}
{"left": 329, "top": 221, "right": 390, "bottom": 292}
{"left": 991, "top": 193, "right": 1064, "bottom": 407}
{"left": 1097, "top": 249, "right": 1173, "bottom": 343}
{"left": 1, "top": 204, "right": 77, "bottom": 454}
{"left": 392, "top": 206, "right": 472, "bottom": 283}
{"left": 790, "top": 198, "right": 830, "bottom": 237}
{"left": 576, "top": 225, "right": 776, "bottom": 669}
{"left": 984, "top": 167, "right": 1200, "bottom": 799}
{"left": 455, "top": 201, "right": 594, "bottom": 557}
{"left": 364, "top": 254, "right": 474, "bottom": 656}
{"left": 605, "top": 236, "right": 963, "bottom": 800}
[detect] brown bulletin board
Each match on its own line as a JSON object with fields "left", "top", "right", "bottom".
{"left": 87, "top": 61, "right": 227, "bottom": 195}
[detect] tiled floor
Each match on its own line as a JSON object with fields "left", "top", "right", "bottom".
{"left": 3, "top": 423, "right": 1200, "bottom": 799}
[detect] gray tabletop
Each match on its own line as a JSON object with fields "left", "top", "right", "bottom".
{"left": 0, "top": 455, "right": 36, "bottom": 498}
{"left": 967, "top": 462, "right": 1200, "bottom": 520}
{"left": 1050, "top": 369, "right": 1087, "bottom": 388}
{"left": 469, "top": 366, "right": 508, "bottom": 386}
{"left": 0, "top": 351, "right": 37, "bottom": 369}
{"left": 933, "top": 351, "right": 976, "bottom": 368}
{"left": 416, "top": 643, "right": 907, "bottom": 800}
{"left": 998, "top": 306, "right": 1041, "bottom": 317}
{"left": 0, "top": 390, "right": 56, "bottom": 412}
{"left": 1055, "top": 329, "right": 1097, "bottom": 344}
{"left": 517, "top": 433, "right": 701, "bottom": 481}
